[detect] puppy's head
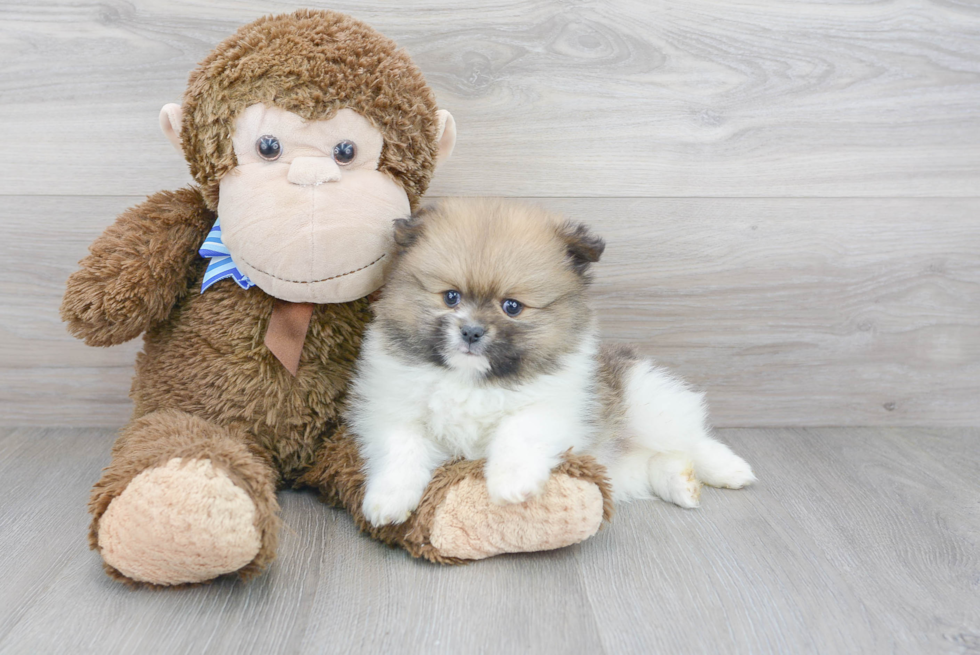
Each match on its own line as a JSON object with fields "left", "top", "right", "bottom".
{"left": 375, "top": 198, "right": 604, "bottom": 382}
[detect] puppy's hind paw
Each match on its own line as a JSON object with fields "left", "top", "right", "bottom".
{"left": 648, "top": 453, "right": 702, "bottom": 509}
{"left": 668, "top": 466, "right": 702, "bottom": 508}
{"left": 713, "top": 459, "right": 756, "bottom": 489}
{"left": 695, "top": 441, "right": 757, "bottom": 489}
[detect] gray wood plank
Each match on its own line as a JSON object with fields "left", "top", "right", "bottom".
{"left": 1, "top": 427, "right": 978, "bottom": 654}
{"left": 0, "top": 428, "right": 116, "bottom": 647}
{"left": 742, "top": 427, "right": 980, "bottom": 653}
{"left": 1, "top": 0, "right": 978, "bottom": 197}
{"left": 293, "top": 537, "right": 605, "bottom": 655}
{"left": 2, "top": 490, "right": 342, "bottom": 655}
{"left": 891, "top": 427, "right": 980, "bottom": 530}
{"left": 4, "top": 195, "right": 977, "bottom": 427}
{"left": 579, "top": 427, "right": 980, "bottom": 654}
{"left": 579, "top": 495, "right": 888, "bottom": 653}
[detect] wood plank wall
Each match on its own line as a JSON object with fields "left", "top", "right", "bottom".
{"left": 1, "top": 0, "right": 978, "bottom": 427}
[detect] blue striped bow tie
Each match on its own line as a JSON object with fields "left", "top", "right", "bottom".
{"left": 199, "top": 218, "right": 255, "bottom": 293}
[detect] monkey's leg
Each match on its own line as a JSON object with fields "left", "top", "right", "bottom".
{"left": 89, "top": 410, "right": 280, "bottom": 586}
{"left": 299, "top": 427, "right": 613, "bottom": 563}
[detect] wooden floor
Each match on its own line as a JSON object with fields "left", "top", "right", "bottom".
{"left": 1, "top": 426, "right": 977, "bottom": 654}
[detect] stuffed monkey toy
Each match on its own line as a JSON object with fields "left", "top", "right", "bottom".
{"left": 61, "top": 10, "right": 612, "bottom": 586}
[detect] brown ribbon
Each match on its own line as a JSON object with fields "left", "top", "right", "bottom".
{"left": 264, "top": 300, "right": 315, "bottom": 376}
{"left": 263, "top": 290, "right": 383, "bottom": 376}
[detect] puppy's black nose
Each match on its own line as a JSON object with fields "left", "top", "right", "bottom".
{"left": 460, "top": 325, "right": 485, "bottom": 344}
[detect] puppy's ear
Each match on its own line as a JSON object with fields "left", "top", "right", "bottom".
{"left": 393, "top": 216, "right": 422, "bottom": 249}
{"left": 393, "top": 206, "right": 435, "bottom": 250}
{"left": 560, "top": 222, "right": 605, "bottom": 274}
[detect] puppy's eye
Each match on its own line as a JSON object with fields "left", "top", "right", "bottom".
{"left": 333, "top": 140, "right": 357, "bottom": 165}
{"left": 443, "top": 290, "right": 461, "bottom": 308}
{"left": 256, "top": 135, "right": 282, "bottom": 161}
{"left": 501, "top": 299, "right": 523, "bottom": 317}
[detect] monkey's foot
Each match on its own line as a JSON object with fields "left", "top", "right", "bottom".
{"left": 97, "top": 457, "right": 262, "bottom": 585}
{"left": 429, "top": 472, "right": 606, "bottom": 560}
{"left": 300, "top": 431, "right": 614, "bottom": 563}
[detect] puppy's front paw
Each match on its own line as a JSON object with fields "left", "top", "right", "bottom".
{"left": 485, "top": 461, "right": 551, "bottom": 505}
{"left": 362, "top": 483, "right": 423, "bottom": 527}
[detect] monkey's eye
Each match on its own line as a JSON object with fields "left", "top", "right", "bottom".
{"left": 502, "top": 299, "right": 523, "bottom": 317}
{"left": 333, "top": 140, "right": 357, "bottom": 166}
{"left": 443, "top": 290, "right": 461, "bottom": 308}
{"left": 256, "top": 135, "right": 282, "bottom": 161}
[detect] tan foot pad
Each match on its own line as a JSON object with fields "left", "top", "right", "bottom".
{"left": 98, "top": 457, "right": 261, "bottom": 585}
{"left": 429, "top": 474, "right": 604, "bottom": 560}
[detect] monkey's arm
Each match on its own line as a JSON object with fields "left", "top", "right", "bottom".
{"left": 61, "top": 187, "right": 215, "bottom": 347}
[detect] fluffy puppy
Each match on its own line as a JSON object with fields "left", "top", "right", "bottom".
{"left": 347, "top": 198, "right": 755, "bottom": 527}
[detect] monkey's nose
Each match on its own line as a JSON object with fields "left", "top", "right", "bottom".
{"left": 287, "top": 157, "right": 342, "bottom": 186}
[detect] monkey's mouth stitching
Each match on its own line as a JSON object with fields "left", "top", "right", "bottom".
{"left": 240, "top": 253, "right": 385, "bottom": 284}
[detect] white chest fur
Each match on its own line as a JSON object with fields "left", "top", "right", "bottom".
{"left": 422, "top": 370, "right": 535, "bottom": 459}
{"left": 349, "top": 329, "right": 600, "bottom": 462}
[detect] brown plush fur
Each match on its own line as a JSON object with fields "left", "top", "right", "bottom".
{"left": 62, "top": 10, "right": 613, "bottom": 585}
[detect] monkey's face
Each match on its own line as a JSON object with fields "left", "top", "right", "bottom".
{"left": 217, "top": 104, "right": 410, "bottom": 303}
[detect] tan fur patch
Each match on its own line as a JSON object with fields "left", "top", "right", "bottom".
{"left": 374, "top": 198, "right": 602, "bottom": 381}
{"left": 399, "top": 198, "right": 587, "bottom": 305}
{"left": 594, "top": 343, "right": 640, "bottom": 453}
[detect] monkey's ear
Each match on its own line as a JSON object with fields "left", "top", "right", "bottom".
{"left": 560, "top": 222, "right": 606, "bottom": 275}
{"left": 434, "top": 110, "right": 456, "bottom": 168}
{"left": 159, "top": 104, "right": 183, "bottom": 153}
